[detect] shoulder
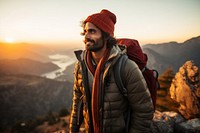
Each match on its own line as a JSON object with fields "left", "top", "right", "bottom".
{"left": 123, "top": 58, "right": 144, "bottom": 81}
{"left": 124, "top": 58, "right": 139, "bottom": 70}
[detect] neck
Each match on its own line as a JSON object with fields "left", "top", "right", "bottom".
{"left": 91, "top": 45, "right": 107, "bottom": 64}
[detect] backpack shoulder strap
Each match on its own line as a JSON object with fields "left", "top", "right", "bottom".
{"left": 114, "top": 54, "right": 128, "bottom": 97}
{"left": 114, "top": 54, "right": 131, "bottom": 133}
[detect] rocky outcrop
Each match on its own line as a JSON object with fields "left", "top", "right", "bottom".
{"left": 151, "top": 60, "right": 200, "bottom": 132}
{"left": 169, "top": 61, "right": 200, "bottom": 119}
{"left": 151, "top": 111, "right": 184, "bottom": 133}
{"left": 151, "top": 110, "right": 200, "bottom": 133}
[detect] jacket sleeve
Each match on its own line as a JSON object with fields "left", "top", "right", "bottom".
{"left": 125, "top": 59, "right": 154, "bottom": 133}
{"left": 69, "top": 62, "right": 84, "bottom": 133}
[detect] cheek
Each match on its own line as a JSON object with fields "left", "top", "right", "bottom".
{"left": 90, "top": 33, "right": 102, "bottom": 40}
{"left": 96, "top": 38, "right": 104, "bottom": 45}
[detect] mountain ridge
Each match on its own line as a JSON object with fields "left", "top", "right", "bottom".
{"left": 0, "top": 58, "right": 60, "bottom": 76}
{"left": 142, "top": 35, "right": 200, "bottom": 74}
{"left": 0, "top": 42, "right": 54, "bottom": 62}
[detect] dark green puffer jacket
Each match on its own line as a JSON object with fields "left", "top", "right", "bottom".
{"left": 69, "top": 45, "right": 154, "bottom": 133}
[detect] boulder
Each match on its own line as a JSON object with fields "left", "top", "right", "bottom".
{"left": 151, "top": 111, "right": 200, "bottom": 133}
{"left": 151, "top": 110, "right": 185, "bottom": 133}
{"left": 169, "top": 61, "right": 200, "bottom": 119}
{"left": 175, "top": 118, "right": 200, "bottom": 133}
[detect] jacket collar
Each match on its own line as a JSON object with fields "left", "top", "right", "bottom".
{"left": 74, "top": 49, "right": 84, "bottom": 62}
{"left": 74, "top": 45, "right": 125, "bottom": 63}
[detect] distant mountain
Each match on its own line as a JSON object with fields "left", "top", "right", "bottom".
{"left": 142, "top": 41, "right": 180, "bottom": 59}
{"left": 46, "top": 44, "right": 79, "bottom": 58}
{"left": 142, "top": 48, "right": 174, "bottom": 73}
{"left": 0, "top": 74, "right": 73, "bottom": 126}
{"left": 0, "top": 58, "right": 60, "bottom": 75}
{"left": 0, "top": 42, "right": 53, "bottom": 62}
{"left": 142, "top": 36, "right": 200, "bottom": 74}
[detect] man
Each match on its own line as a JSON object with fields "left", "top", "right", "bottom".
{"left": 69, "top": 9, "right": 154, "bottom": 133}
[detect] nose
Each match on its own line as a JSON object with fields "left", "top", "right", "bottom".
{"left": 84, "top": 31, "right": 89, "bottom": 38}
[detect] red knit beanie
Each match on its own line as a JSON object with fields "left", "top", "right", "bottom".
{"left": 84, "top": 9, "right": 116, "bottom": 37}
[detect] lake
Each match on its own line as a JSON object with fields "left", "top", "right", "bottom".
{"left": 41, "top": 54, "right": 76, "bottom": 79}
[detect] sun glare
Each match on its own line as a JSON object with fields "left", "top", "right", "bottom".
{"left": 5, "top": 37, "right": 15, "bottom": 43}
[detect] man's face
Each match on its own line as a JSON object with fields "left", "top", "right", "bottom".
{"left": 83, "top": 22, "right": 104, "bottom": 52}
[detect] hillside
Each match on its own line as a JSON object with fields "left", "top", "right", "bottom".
{"left": 0, "top": 74, "right": 73, "bottom": 127}
{"left": 142, "top": 48, "right": 174, "bottom": 73}
{"left": 0, "top": 58, "right": 60, "bottom": 75}
{"left": 142, "top": 36, "right": 200, "bottom": 74}
{"left": 0, "top": 42, "right": 54, "bottom": 62}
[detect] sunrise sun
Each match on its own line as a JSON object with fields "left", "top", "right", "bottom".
{"left": 5, "top": 37, "right": 15, "bottom": 43}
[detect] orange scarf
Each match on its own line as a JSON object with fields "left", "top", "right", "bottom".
{"left": 86, "top": 48, "right": 110, "bottom": 133}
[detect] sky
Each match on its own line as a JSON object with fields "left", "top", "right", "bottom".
{"left": 0, "top": 0, "right": 200, "bottom": 47}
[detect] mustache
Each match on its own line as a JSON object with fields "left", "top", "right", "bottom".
{"left": 84, "top": 38, "right": 95, "bottom": 44}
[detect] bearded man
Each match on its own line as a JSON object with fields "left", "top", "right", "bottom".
{"left": 69, "top": 9, "right": 154, "bottom": 133}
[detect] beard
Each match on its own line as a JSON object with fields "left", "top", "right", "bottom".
{"left": 84, "top": 38, "right": 104, "bottom": 52}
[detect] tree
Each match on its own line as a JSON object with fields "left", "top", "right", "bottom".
{"left": 156, "top": 67, "right": 179, "bottom": 111}
{"left": 59, "top": 107, "right": 69, "bottom": 117}
{"left": 62, "top": 119, "right": 67, "bottom": 127}
{"left": 158, "top": 67, "right": 175, "bottom": 90}
{"left": 46, "top": 111, "right": 58, "bottom": 125}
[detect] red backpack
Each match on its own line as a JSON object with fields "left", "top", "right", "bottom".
{"left": 114, "top": 38, "right": 159, "bottom": 110}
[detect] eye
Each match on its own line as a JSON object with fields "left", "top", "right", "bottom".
{"left": 81, "top": 29, "right": 96, "bottom": 36}
{"left": 88, "top": 29, "right": 96, "bottom": 34}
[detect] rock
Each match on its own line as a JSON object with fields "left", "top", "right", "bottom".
{"left": 175, "top": 118, "right": 200, "bottom": 133}
{"left": 169, "top": 61, "right": 200, "bottom": 119}
{"left": 151, "top": 110, "right": 185, "bottom": 133}
{"left": 151, "top": 111, "right": 200, "bottom": 133}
